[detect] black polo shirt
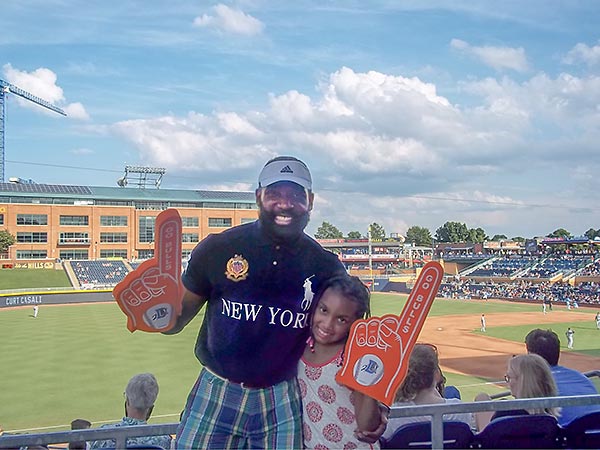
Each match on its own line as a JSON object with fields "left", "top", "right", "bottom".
{"left": 182, "top": 220, "right": 346, "bottom": 386}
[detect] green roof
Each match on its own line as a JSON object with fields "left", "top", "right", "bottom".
{"left": 0, "top": 182, "right": 255, "bottom": 203}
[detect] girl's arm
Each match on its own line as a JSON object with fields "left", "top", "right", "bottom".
{"left": 354, "top": 391, "right": 383, "bottom": 433}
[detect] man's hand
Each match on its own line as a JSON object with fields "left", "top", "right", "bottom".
{"left": 113, "top": 209, "right": 183, "bottom": 332}
{"left": 336, "top": 262, "right": 444, "bottom": 406}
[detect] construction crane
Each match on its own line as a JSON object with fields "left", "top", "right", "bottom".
{"left": 0, "top": 78, "right": 67, "bottom": 183}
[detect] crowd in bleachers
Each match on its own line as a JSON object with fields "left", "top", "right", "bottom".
{"left": 524, "top": 255, "right": 589, "bottom": 278}
{"left": 440, "top": 279, "right": 600, "bottom": 305}
{"left": 468, "top": 255, "right": 535, "bottom": 277}
{"left": 71, "top": 260, "right": 129, "bottom": 288}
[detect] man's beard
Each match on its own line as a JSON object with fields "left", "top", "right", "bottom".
{"left": 258, "top": 208, "right": 310, "bottom": 242}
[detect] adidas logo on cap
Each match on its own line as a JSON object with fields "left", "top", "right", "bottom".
{"left": 258, "top": 156, "right": 313, "bottom": 191}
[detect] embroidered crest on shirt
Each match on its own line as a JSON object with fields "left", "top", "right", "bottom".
{"left": 301, "top": 275, "right": 315, "bottom": 311}
{"left": 225, "top": 254, "right": 249, "bottom": 282}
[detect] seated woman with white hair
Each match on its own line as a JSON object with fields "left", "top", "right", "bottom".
{"left": 90, "top": 373, "right": 172, "bottom": 449}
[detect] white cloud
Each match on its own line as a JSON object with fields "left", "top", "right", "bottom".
{"left": 563, "top": 41, "right": 600, "bottom": 66}
{"left": 450, "top": 38, "right": 529, "bottom": 72}
{"left": 2, "top": 63, "right": 90, "bottom": 120}
{"left": 110, "top": 65, "right": 600, "bottom": 237}
{"left": 63, "top": 102, "right": 90, "bottom": 120}
{"left": 193, "top": 4, "right": 264, "bottom": 36}
{"left": 111, "top": 112, "right": 273, "bottom": 172}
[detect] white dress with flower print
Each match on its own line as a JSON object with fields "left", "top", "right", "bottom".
{"left": 298, "top": 352, "right": 379, "bottom": 450}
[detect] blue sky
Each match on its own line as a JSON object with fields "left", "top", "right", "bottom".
{"left": 1, "top": 0, "right": 599, "bottom": 240}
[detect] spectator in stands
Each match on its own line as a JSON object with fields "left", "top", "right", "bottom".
{"left": 90, "top": 373, "right": 171, "bottom": 450}
{"left": 525, "top": 328, "right": 600, "bottom": 425}
{"left": 474, "top": 353, "right": 559, "bottom": 431}
{"left": 382, "top": 344, "right": 474, "bottom": 441}
{"left": 69, "top": 418, "right": 91, "bottom": 450}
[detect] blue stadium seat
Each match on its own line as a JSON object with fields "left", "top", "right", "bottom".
{"left": 471, "top": 414, "right": 561, "bottom": 449}
{"left": 380, "top": 420, "right": 474, "bottom": 449}
{"left": 561, "top": 410, "right": 600, "bottom": 449}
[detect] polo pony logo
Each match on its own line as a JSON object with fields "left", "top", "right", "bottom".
{"left": 225, "top": 254, "right": 249, "bottom": 282}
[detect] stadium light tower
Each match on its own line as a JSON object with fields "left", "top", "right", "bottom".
{"left": 117, "top": 165, "right": 166, "bottom": 189}
{"left": 0, "top": 79, "right": 67, "bottom": 183}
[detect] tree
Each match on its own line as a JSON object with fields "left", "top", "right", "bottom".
{"left": 314, "top": 221, "right": 343, "bottom": 239}
{"left": 547, "top": 228, "right": 571, "bottom": 239}
{"left": 369, "top": 222, "right": 386, "bottom": 241}
{"left": 346, "top": 231, "right": 363, "bottom": 239}
{"left": 511, "top": 236, "right": 525, "bottom": 243}
{"left": 491, "top": 234, "right": 508, "bottom": 241}
{"left": 584, "top": 228, "right": 598, "bottom": 240}
{"left": 405, "top": 226, "right": 432, "bottom": 246}
{"left": 0, "top": 230, "right": 15, "bottom": 253}
{"left": 467, "top": 227, "right": 488, "bottom": 244}
{"left": 435, "top": 221, "right": 469, "bottom": 243}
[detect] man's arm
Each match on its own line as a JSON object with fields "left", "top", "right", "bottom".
{"left": 162, "top": 287, "right": 207, "bottom": 335}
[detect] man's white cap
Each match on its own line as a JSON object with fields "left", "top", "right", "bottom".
{"left": 258, "top": 156, "right": 312, "bottom": 191}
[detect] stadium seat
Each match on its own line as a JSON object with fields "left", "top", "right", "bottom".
{"left": 471, "top": 414, "right": 561, "bottom": 449}
{"left": 380, "top": 420, "right": 474, "bottom": 449}
{"left": 561, "top": 410, "right": 600, "bottom": 449}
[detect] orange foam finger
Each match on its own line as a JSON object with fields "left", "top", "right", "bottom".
{"left": 336, "top": 261, "right": 444, "bottom": 405}
{"left": 113, "top": 209, "right": 183, "bottom": 333}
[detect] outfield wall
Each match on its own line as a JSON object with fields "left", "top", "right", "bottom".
{"left": 0, "top": 290, "right": 113, "bottom": 308}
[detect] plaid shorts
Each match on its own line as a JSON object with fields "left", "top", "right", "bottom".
{"left": 176, "top": 367, "right": 303, "bottom": 449}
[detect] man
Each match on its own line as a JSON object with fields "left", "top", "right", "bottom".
{"left": 164, "top": 156, "right": 348, "bottom": 449}
{"left": 525, "top": 328, "right": 600, "bottom": 426}
{"left": 566, "top": 327, "right": 575, "bottom": 349}
{"left": 90, "top": 373, "right": 171, "bottom": 449}
{"left": 480, "top": 314, "right": 486, "bottom": 332}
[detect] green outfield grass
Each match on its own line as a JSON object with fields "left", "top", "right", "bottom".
{"left": 1, "top": 293, "right": 598, "bottom": 432}
{"left": 0, "top": 268, "right": 71, "bottom": 290}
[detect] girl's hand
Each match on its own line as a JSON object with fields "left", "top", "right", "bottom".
{"left": 354, "top": 404, "right": 388, "bottom": 443}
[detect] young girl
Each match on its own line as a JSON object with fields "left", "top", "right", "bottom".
{"left": 382, "top": 343, "right": 475, "bottom": 441}
{"left": 298, "top": 275, "right": 381, "bottom": 450}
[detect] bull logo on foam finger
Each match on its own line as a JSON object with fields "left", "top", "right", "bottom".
{"left": 335, "top": 261, "right": 444, "bottom": 406}
{"left": 113, "top": 209, "right": 183, "bottom": 332}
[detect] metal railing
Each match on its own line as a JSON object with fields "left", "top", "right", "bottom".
{"left": 2, "top": 395, "right": 600, "bottom": 449}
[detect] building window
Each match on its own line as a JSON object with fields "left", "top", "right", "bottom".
{"left": 139, "top": 216, "right": 156, "bottom": 243}
{"left": 59, "top": 232, "right": 90, "bottom": 245}
{"left": 203, "top": 202, "right": 230, "bottom": 208}
{"left": 235, "top": 203, "right": 257, "bottom": 210}
{"left": 182, "top": 217, "right": 199, "bottom": 227}
{"left": 16, "top": 250, "right": 48, "bottom": 259}
{"left": 138, "top": 249, "right": 155, "bottom": 259}
{"left": 17, "top": 232, "right": 48, "bottom": 243}
{"left": 100, "top": 232, "right": 128, "bottom": 243}
{"left": 241, "top": 218, "right": 256, "bottom": 224}
{"left": 0, "top": 214, "right": 3, "bottom": 225}
{"left": 182, "top": 233, "right": 199, "bottom": 243}
{"left": 100, "top": 215, "right": 128, "bottom": 226}
{"left": 59, "top": 250, "right": 89, "bottom": 260}
{"left": 135, "top": 201, "right": 168, "bottom": 210}
{"left": 60, "top": 215, "right": 89, "bottom": 226}
{"left": 17, "top": 214, "right": 48, "bottom": 225}
{"left": 100, "top": 249, "right": 128, "bottom": 258}
{"left": 208, "top": 217, "right": 232, "bottom": 228}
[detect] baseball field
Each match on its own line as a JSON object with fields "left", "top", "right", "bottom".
{"left": 1, "top": 286, "right": 599, "bottom": 434}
